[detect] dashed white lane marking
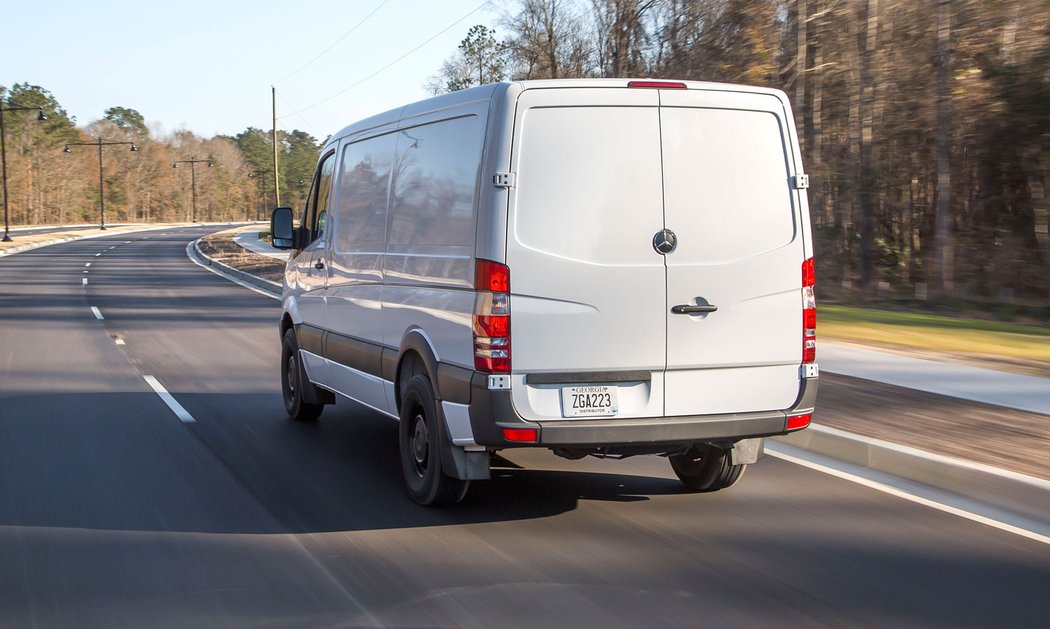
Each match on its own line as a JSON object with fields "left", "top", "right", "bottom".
{"left": 84, "top": 262, "right": 91, "bottom": 267}
{"left": 90, "top": 306, "right": 104, "bottom": 320}
{"left": 142, "top": 376, "right": 195, "bottom": 423}
{"left": 83, "top": 270, "right": 89, "bottom": 274}
{"left": 124, "top": 240, "right": 131, "bottom": 243}
{"left": 82, "top": 277, "right": 88, "bottom": 286}
{"left": 115, "top": 338, "right": 126, "bottom": 346}
{"left": 108, "top": 246, "right": 116, "bottom": 250}
{"left": 95, "top": 253, "right": 102, "bottom": 257}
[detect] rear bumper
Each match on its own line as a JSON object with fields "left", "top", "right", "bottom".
{"left": 468, "top": 373, "right": 818, "bottom": 448}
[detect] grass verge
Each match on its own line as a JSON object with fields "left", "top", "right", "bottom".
{"left": 820, "top": 305, "right": 1050, "bottom": 375}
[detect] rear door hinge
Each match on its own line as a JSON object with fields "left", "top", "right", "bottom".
{"left": 493, "top": 172, "right": 516, "bottom": 188}
{"left": 792, "top": 174, "right": 810, "bottom": 190}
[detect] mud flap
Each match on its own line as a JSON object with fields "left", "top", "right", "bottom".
{"left": 729, "top": 438, "right": 764, "bottom": 466}
{"left": 436, "top": 404, "right": 490, "bottom": 480}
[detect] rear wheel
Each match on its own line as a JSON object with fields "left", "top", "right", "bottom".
{"left": 399, "top": 375, "right": 469, "bottom": 506}
{"left": 281, "top": 328, "right": 324, "bottom": 422}
{"left": 669, "top": 444, "right": 746, "bottom": 492}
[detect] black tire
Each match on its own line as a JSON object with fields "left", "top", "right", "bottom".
{"left": 669, "top": 444, "right": 746, "bottom": 492}
{"left": 281, "top": 328, "right": 324, "bottom": 422}
{"left": 399, "top": 374, "right": 469, "bottom": 506}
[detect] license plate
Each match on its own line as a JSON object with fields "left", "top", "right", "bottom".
{"left": 561, "top": 385, "right": 619, "bottom": 417}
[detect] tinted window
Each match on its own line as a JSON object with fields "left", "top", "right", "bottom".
{"left": 388, "top": 116, "right": 482, "bottom": 248}
{"left": 302, "top": 151, "right": 335, "bottom": 244}
{"left": 334, "top": 133, "right": 396, "bottom": 253}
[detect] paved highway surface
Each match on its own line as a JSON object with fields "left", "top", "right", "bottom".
{"left": 1, "top": 227, "right": 1047, "bottom": 627}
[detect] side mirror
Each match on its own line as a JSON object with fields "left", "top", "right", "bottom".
{"left": 270, "top": 207, "right": 294, "bottom": 249}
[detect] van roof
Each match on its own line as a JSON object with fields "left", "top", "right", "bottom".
{"left": 326, "top": 79, "right": 788, "bottom": 146}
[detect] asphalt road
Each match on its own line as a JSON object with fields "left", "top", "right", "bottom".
{"left": 1, "top": 227, "right": 1048, "bottom": 627}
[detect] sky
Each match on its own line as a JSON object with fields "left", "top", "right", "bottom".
{"left": 1, "top": 0, "right": 505, "bottom": 141}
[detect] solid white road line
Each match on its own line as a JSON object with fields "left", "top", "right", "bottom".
{"left": 82, "top": 277, "right": 88, "bottom": 286}
{"left": 142, "top": 375, "right": 195, "bottom": 423}
{"left": 90, "top": 306, "right": 104, "bottom": 320}
{"left": 185, "top": 241, "right": 280, "bottom": 301}
{"left": 766, "top": 444, "right": 1050, "bottom": 547}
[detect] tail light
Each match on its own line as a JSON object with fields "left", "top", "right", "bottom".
{"left": 802, "top": 258, "right": 816, "bottom": 364}
{"left": 474, "top": 259, "right": 511, "bottom": 373}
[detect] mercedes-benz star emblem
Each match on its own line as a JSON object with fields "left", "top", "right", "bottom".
{"left": 653, "top": 229, "right": 677, "bottom": 255}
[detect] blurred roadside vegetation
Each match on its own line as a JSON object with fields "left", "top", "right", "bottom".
{"left": 430, "top": 0, "right": 1050, "bottom": 312}
{"left": 0, "top": 84, "right": 320, "bottom": 226}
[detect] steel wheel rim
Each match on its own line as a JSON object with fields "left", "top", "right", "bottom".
{"left": 410, "top": 412, "right": 429, "bottom": 478}
{"left": 286, "top": 355, "right": 297, "bottom": 394}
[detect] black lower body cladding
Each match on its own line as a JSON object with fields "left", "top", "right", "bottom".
{"left": 469, "top": 374, "right": 819, "bottom": 449}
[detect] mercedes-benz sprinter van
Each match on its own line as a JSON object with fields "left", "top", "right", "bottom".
{"left": 270, "top": 79, "right": 818, "bottom": 505}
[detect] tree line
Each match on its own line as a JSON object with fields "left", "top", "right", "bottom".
{"left": 0, "top": 83, "right": 320, "bottom": 228}
{"left": 431, "top": 0, "right": 1050, "bottom": 304}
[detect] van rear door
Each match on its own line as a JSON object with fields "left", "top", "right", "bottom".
{"left": 507, "top": 88, "right": 666, "bottom": 420}
{"left": 659, "top": 90, "right": 804, "bottom": 416}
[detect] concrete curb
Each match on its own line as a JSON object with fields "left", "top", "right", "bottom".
{"left": 188, "top": 239, "right": 281, "bottom": 298}
{"left": 774, "top": 424, "right": 1050, "bottom": 527}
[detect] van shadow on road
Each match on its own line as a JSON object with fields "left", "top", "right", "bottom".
{"left": 0, "top": 391, "right": 688, "bottom": 536}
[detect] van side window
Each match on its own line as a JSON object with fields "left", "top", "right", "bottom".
{"left": 302, "top": 151, "right": 336, "bottom": 244}
{"left": 388, "top": 116, "right": 482, "bottom": 248}
{"left": 334, "top": 133, "right": 397, "bottom": 253}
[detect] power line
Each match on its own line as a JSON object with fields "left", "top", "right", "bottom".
{"left": 274, "top": 89, "right": 325, "bottom": 137}
{"left": 273, "top": 0, "right": 392, "bottom": 85}
{"left": 277, "top": 0, "right": 491, "bottom": 120}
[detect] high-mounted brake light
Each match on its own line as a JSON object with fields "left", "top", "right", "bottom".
{"left": 474, "top": 259, "right": 511, "bottom": 373}
{"left": 627, "top": 80, "right": 687, "bottom": 89}
{"left": 802, "top": 258, "right": 816, "bottom": 364}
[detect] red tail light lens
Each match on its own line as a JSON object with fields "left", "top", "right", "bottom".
{"left": 502, "top": 428, "right": 538, "bottom": 443}
{"left": 802, "top": 258, "right": 816, "bottom": 364}
{"left": 786, "top": 413, "right": 812, "bottom": 431}
{"left": 476, "top": 258, "right": 510, "bottom": 292}
{"left": 474, "top": 259, "right": 511, "bottom": 373}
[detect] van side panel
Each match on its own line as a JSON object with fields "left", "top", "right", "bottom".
{"left": 380, "top": 106, "right": 489, "bottom": 372}
{"left": 324, "top": 131, "right": 398, "bottom": 414}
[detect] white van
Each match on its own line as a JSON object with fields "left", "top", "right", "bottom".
{"left": 270, "top": 79, "right": 818, "bottom": 505}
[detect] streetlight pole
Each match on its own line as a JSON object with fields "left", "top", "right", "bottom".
{"left": 64, "top": 137, "right": 138, "bottom": 230}
{"left": 173, "top": 157, "right": 211, "bottom": 223}
{"left": 1, "top": 104, "right": 47, "bottom": 242}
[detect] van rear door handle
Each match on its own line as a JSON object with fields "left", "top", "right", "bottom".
{"left": 671, "top": 304, "right": 717, "bottom": 314}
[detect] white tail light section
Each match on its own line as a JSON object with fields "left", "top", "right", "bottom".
{"left": 802, "top": 258, "right": 816, "bottom": 364}
{"left": 474, "top": 259, "right": 511, "bottom": 373}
